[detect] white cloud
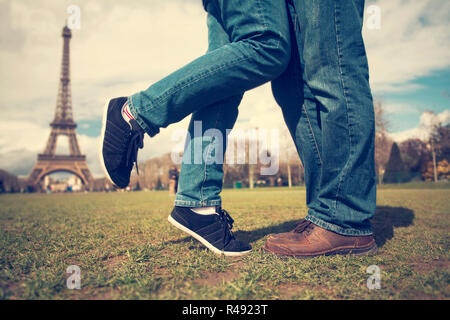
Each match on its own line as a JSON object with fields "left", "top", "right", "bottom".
{"left": 383, "top": 102, "right": 419, "bottom": 115}
{"left": 389, "top": 110, "right": 450, "bottom": 142}
{"left": 418, "top": 109, "right": 450, "bottom": 131}
{"left": 0, "top": 120, "right": 50, "bottom": 154}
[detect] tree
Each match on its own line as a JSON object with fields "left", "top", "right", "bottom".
{"left": 373, "top": 101, "right": 393, "bottom": 183}
{"left": 422, "top": 159, "right": 450, "bottom": 181}
{"left": 374, "top": 100, "right": 390, "bottom": 133}
{"left": 383, "top": 142, "right": 409, "bottom": 183}
{"left": 423, "top": 111, "right": 449, "bottom": 182}
{"left": 434, "top": 123, "right": 450, "bottom": 162}
{"left": 399, "top": 138, "right": 429, "bottom": 180}
{"left": 422, "top": 121, "right": 450, "bottom": 181}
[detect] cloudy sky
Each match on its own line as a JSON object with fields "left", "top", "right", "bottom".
{"left": 0, "top": 0, "right": 449, "bottom": 177}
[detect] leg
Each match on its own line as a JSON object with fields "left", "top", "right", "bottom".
{"left": 175, "top": 8, "right": 244, "bottom": 208}
{"left": 164, "top": 0, "right": 291, "bottom": 257}
{"left": 100, "top": 0, "right": 292, "bottom": 256}
{"left": 128, "top": 0, "right": 291, "bottom": 137}
{"left": 168, "top": 1, "right": 289, "bottom": 256}
{"left": 263, "top": 0, "right": 377, "bottom": 258}
{"left": 293, "top": 0, "right": 376, "bottom": 236}
{"left": 271, "top": 1, "right": 322, "bottom": 213}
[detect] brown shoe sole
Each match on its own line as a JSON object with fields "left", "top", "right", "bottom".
{"left": 262, "top": 242, "right": 378, "bottom": 259}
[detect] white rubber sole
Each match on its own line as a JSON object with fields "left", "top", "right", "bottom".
{"left": 168, "top": 215, "right": 251, "bottom": 257}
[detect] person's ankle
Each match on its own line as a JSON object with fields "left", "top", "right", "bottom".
{"left": 190, "top": 206, "right": 217, "bottom": 215}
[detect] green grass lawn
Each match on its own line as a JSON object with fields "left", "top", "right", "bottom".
{"left": 0, "top": 185, "right": 449, "bottom": 300}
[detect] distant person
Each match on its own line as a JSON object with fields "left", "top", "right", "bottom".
{"left": 100, "top": 0, "right": 377, "bottom": 258}
{"left": 168, "top": 166, "right": 179, "bottom": 196}
{"left": 277, "top": 177, "right": 283, "bottom": 187}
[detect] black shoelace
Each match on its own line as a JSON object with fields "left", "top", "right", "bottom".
{"left": 126, "top": 128, "right": 144, "bottom": 174}
{"left": 218, "top": 208, "right": 235, "bottom": 247}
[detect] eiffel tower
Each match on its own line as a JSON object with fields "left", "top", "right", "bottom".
{"left": 28, "top": 26, "right": 92, "bottom": 189}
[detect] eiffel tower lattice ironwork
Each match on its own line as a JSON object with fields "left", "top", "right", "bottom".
{"left": 28, "top": 26, "right": 92, "bottom": 188}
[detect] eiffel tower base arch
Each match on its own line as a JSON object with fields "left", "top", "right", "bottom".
{"left": 28, "top": 155, "right": 93, "bottom": 191}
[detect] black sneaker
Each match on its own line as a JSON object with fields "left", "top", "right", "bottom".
{"left": 168, "top": 207, "right": 252, "bottom": 257}
{"left": 99, "top": 97, "right": 145, "bottom": 188}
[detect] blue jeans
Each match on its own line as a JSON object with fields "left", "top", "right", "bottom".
{"left": 272, "top": 0, "right": 376, "bottom": 236}
{"left": 129, "top": 0, "right": 376, "bottom": 236}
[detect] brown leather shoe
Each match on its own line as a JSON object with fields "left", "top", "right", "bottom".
{"left": 263, "top": 221, "right": 377, "bottom": 258}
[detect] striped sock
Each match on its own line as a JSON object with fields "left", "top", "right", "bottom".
{"left": 121, "top": 101, "right": 134, "bottom": 123}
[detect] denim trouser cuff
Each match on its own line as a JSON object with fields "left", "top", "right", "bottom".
{"left": 305, "top": 214, "right": 373, "bottom": 237}
{"left": 128, "top": 95, "right": 159, "bottom": 137}
{"left": 174, "top": 199, "right": 222, "bottom": 208}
